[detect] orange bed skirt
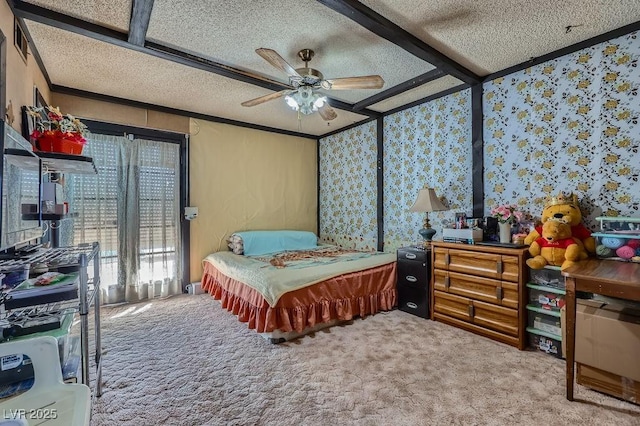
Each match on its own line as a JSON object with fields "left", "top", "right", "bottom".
{"left": 201, "top": 260, "right": 397, "bottom": 333}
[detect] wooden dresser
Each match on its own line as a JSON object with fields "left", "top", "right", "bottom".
{"left": 430, "top": 241, "right": 529, "bottom": 349}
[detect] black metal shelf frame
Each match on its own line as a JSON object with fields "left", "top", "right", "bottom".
{"left": 0, "top": 242, "right": 102, "bottom": 396}
{"left": 5, "top": 147, "right": 97, "bottom": 175}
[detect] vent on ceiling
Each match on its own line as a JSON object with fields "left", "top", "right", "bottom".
{"left": 14, "top": 18, "right": 28, "bottom": 63}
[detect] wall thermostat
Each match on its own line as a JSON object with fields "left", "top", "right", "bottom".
{"left": 184, "top": 207, "right": 198, "bottom": 221}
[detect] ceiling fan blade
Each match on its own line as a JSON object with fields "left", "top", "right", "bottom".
{"left": 256, "top": 48, "right": 301, "bottom": 78}
{"left": 318, "top": 104, "right": 337, "bottom": 121}
{"left": 321, "top": 75, "right": 384, "bottom": 90}
{"left": 241, "top": 89, "right": 292, "bottom": 107}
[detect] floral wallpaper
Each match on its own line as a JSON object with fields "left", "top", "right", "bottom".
{"left": 319, "top": 30, "right": 640, "bottom": 252}
{"left": 383, "top": 90, "right": 473, "bottom": 251}
{"left": 484, "top": 31, "right": 640, "bottom": 228}
{"left": 319, "top": 122, "right": 378, "bottom": 251}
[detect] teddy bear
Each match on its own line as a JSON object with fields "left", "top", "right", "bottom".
{"left": 526, "top": 219, "right": 587, "bottom": 270}
{"left": 524, "top": 191, "right": 595, "bottom": 255}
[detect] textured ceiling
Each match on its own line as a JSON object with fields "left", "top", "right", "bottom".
{"left": 360, "top": 0, "right": 640, "bottom": 76}
{"left": 27, "top": 0, "right": 132, "bottom": 32}
{"left": 146, "top": 0, "right": 436, "bottom": 95}
{"left": 17, "top": 0, "right": 640, "bottom": 137}
{"left": 24, "top": 21, "right": 369, "bottom": 136}
{"left": 369, "top": 75, "right": 464, "bottom": 112}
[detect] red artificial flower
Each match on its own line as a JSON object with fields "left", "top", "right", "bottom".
{"left": 47, "top": 111, "right": 64, "bottom": 122}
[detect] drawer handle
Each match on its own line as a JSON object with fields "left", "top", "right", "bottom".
{"left": 406, "top": 302, "right": 418, "bottom": 309}
{"left": 496, "top": 260, "right": 503, "bottom": 274}
{"left": 406, "top": 275, "right": 418, "bottom": 283}
{"left": 445, "top": 253, "right": 450, "bottom": 265}
{"left": 468, "top": 304, "right": 475, "bottom": 318}
{"left": 405, "top": 253, "right": 417, "bottom": 259}
{"left": 496, "top": 286, "right": 503, "bottom": 300}
{"left": 444, "top": 276, "right": 450, "bottom": 289}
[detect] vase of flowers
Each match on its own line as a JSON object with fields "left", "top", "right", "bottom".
{"left": 490, "top": 204, "right": 524, "bottom": 243}
{"left": 27, "top": 105, "right": 89, "bottom": 155}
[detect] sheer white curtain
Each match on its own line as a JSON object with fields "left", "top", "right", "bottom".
{"left": 62, "top": 133, "right": 182, "bottom": 303}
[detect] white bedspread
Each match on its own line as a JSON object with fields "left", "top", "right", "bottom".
{"left": 203, "top": 247, "right": 396, "bottom": 307}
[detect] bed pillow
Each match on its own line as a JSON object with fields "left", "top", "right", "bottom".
{"left": 227, "top": 234, "right": 244, "bottom": 254}
{"left": 233, "top": 230, "right": 318, "bottom": 256}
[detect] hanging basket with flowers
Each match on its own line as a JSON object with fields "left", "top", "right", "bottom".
{"left": 27, "top": 105, "right": 89, "bottom": 155}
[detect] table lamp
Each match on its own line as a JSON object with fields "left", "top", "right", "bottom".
{"left": 409, "top": 187, "right": 447, "bottom": 242}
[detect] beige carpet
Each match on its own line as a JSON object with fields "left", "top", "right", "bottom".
{"left": 90, "top": 294, "right": 640, "bottom": 425}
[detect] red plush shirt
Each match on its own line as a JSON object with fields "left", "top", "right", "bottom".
{"left": 534, "top": 236, "right": 576, "bottom": 249}
{"left": 534, "top": 223, "right": 591, "bottom": 240}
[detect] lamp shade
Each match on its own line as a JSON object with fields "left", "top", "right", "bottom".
{"left": 409, "top": 188, "right": 446, "bottom": 213}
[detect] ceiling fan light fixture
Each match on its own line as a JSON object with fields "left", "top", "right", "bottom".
{"left": 284, "top": 95, "right": 299, "bottom": 110}
{"left": 284, "top": 87, "right": 327, "bottom": 115}
{"left": 314, "top": 96, "right": 327, "bottom": 109}
{"left": 245, "top": 47, "right": 382, "bottom": 122}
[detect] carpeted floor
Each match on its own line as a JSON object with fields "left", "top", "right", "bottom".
{"left": 90, "top": 294, "right": 640, "bottom": 425}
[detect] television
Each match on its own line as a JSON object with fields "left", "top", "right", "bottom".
{"left": 0, "top": 120, "right": 42, "bottom": 252}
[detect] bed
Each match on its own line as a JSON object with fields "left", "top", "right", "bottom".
{"left": 200, "top": 231, "right": 397, "bottom": 342}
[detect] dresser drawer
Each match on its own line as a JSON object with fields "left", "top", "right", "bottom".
{"left": 432, "top": 269, "right": 518, "bottom": 309}
{"left": 397, "top": 247, "right": 429, "bottom": 288}
{"left": 397, "top": 247, "right": 428, "bottom": 263}
{"left": 430, "top": 242, "right": 529, "bottom": 349}
{"left": 433, "top": 291, "right": 519, "bottom": 337}
{"left": 433, "top": 247, "right": 520, "bottom": 282}
{"left": 398, "top": 261, "right": 428, "bottom": 288}
{"left": 398, "top": 284, "right": 429, "bottom": 318}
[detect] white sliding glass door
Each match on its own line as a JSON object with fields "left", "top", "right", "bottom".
{"left": 61, "top": 133, "right": 182, "bottom": 303}
{"left": 133, "top": 138, "right": 181, "bottom": 301}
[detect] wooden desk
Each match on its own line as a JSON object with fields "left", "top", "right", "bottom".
{"left": 562, "top": 259, "right": 640, "bottom": 401}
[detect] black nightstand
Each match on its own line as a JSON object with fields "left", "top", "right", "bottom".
{"left": 396, "top": 246, "right": 431, "bottom": 319}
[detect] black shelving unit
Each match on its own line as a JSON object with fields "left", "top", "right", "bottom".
{"left": 0, "top": 242, "right": 103, "bottom": 396}
{"left": 3, "top": 124, "right": 98, "bottom": 252}
{"left": 4, "top": 148, "right": 97, "bottom": 175}
{"left": 4, "top": 148, "right": 40, "bottom": 168}
{"left": 4, "top": 155, "right": 95, "bottom": 245}
{"left": 38, "top": 151, "right": 97, "bottom": 175}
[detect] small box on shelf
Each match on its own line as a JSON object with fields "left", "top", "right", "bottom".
{"left": 527, "top": 311, "right": 562, "bottom": 336}
{"left": 441, "top": 228, "right": 483, "bottom": 244}
{"left": 0, "top": 353, "right": 34, "bottom": 386}
{"left": 0, "top": 264, "right": 30, "bottom": 290}
{"left": 527, "top": 327, "right": 563, "bottom": 359}
{"left": 20, "top": 203, "right": 38, "bottom": 214}
{"left": 527, "top": 283, "right": 566, "bottom": 312}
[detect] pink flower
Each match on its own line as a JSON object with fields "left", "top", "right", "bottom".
{"left": 492, "top": 204, "right": 523, "bottom": 224}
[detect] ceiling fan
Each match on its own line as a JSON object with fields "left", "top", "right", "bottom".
{"left": 241, "top": 48, "right": 385, "bottom": 121}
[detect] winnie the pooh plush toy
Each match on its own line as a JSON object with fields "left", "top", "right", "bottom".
{"left": 526, "top": 219, "right": 586, "bottom": 270}
{"left": 524, "top": 191, "right": 595, "bottom": 255}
